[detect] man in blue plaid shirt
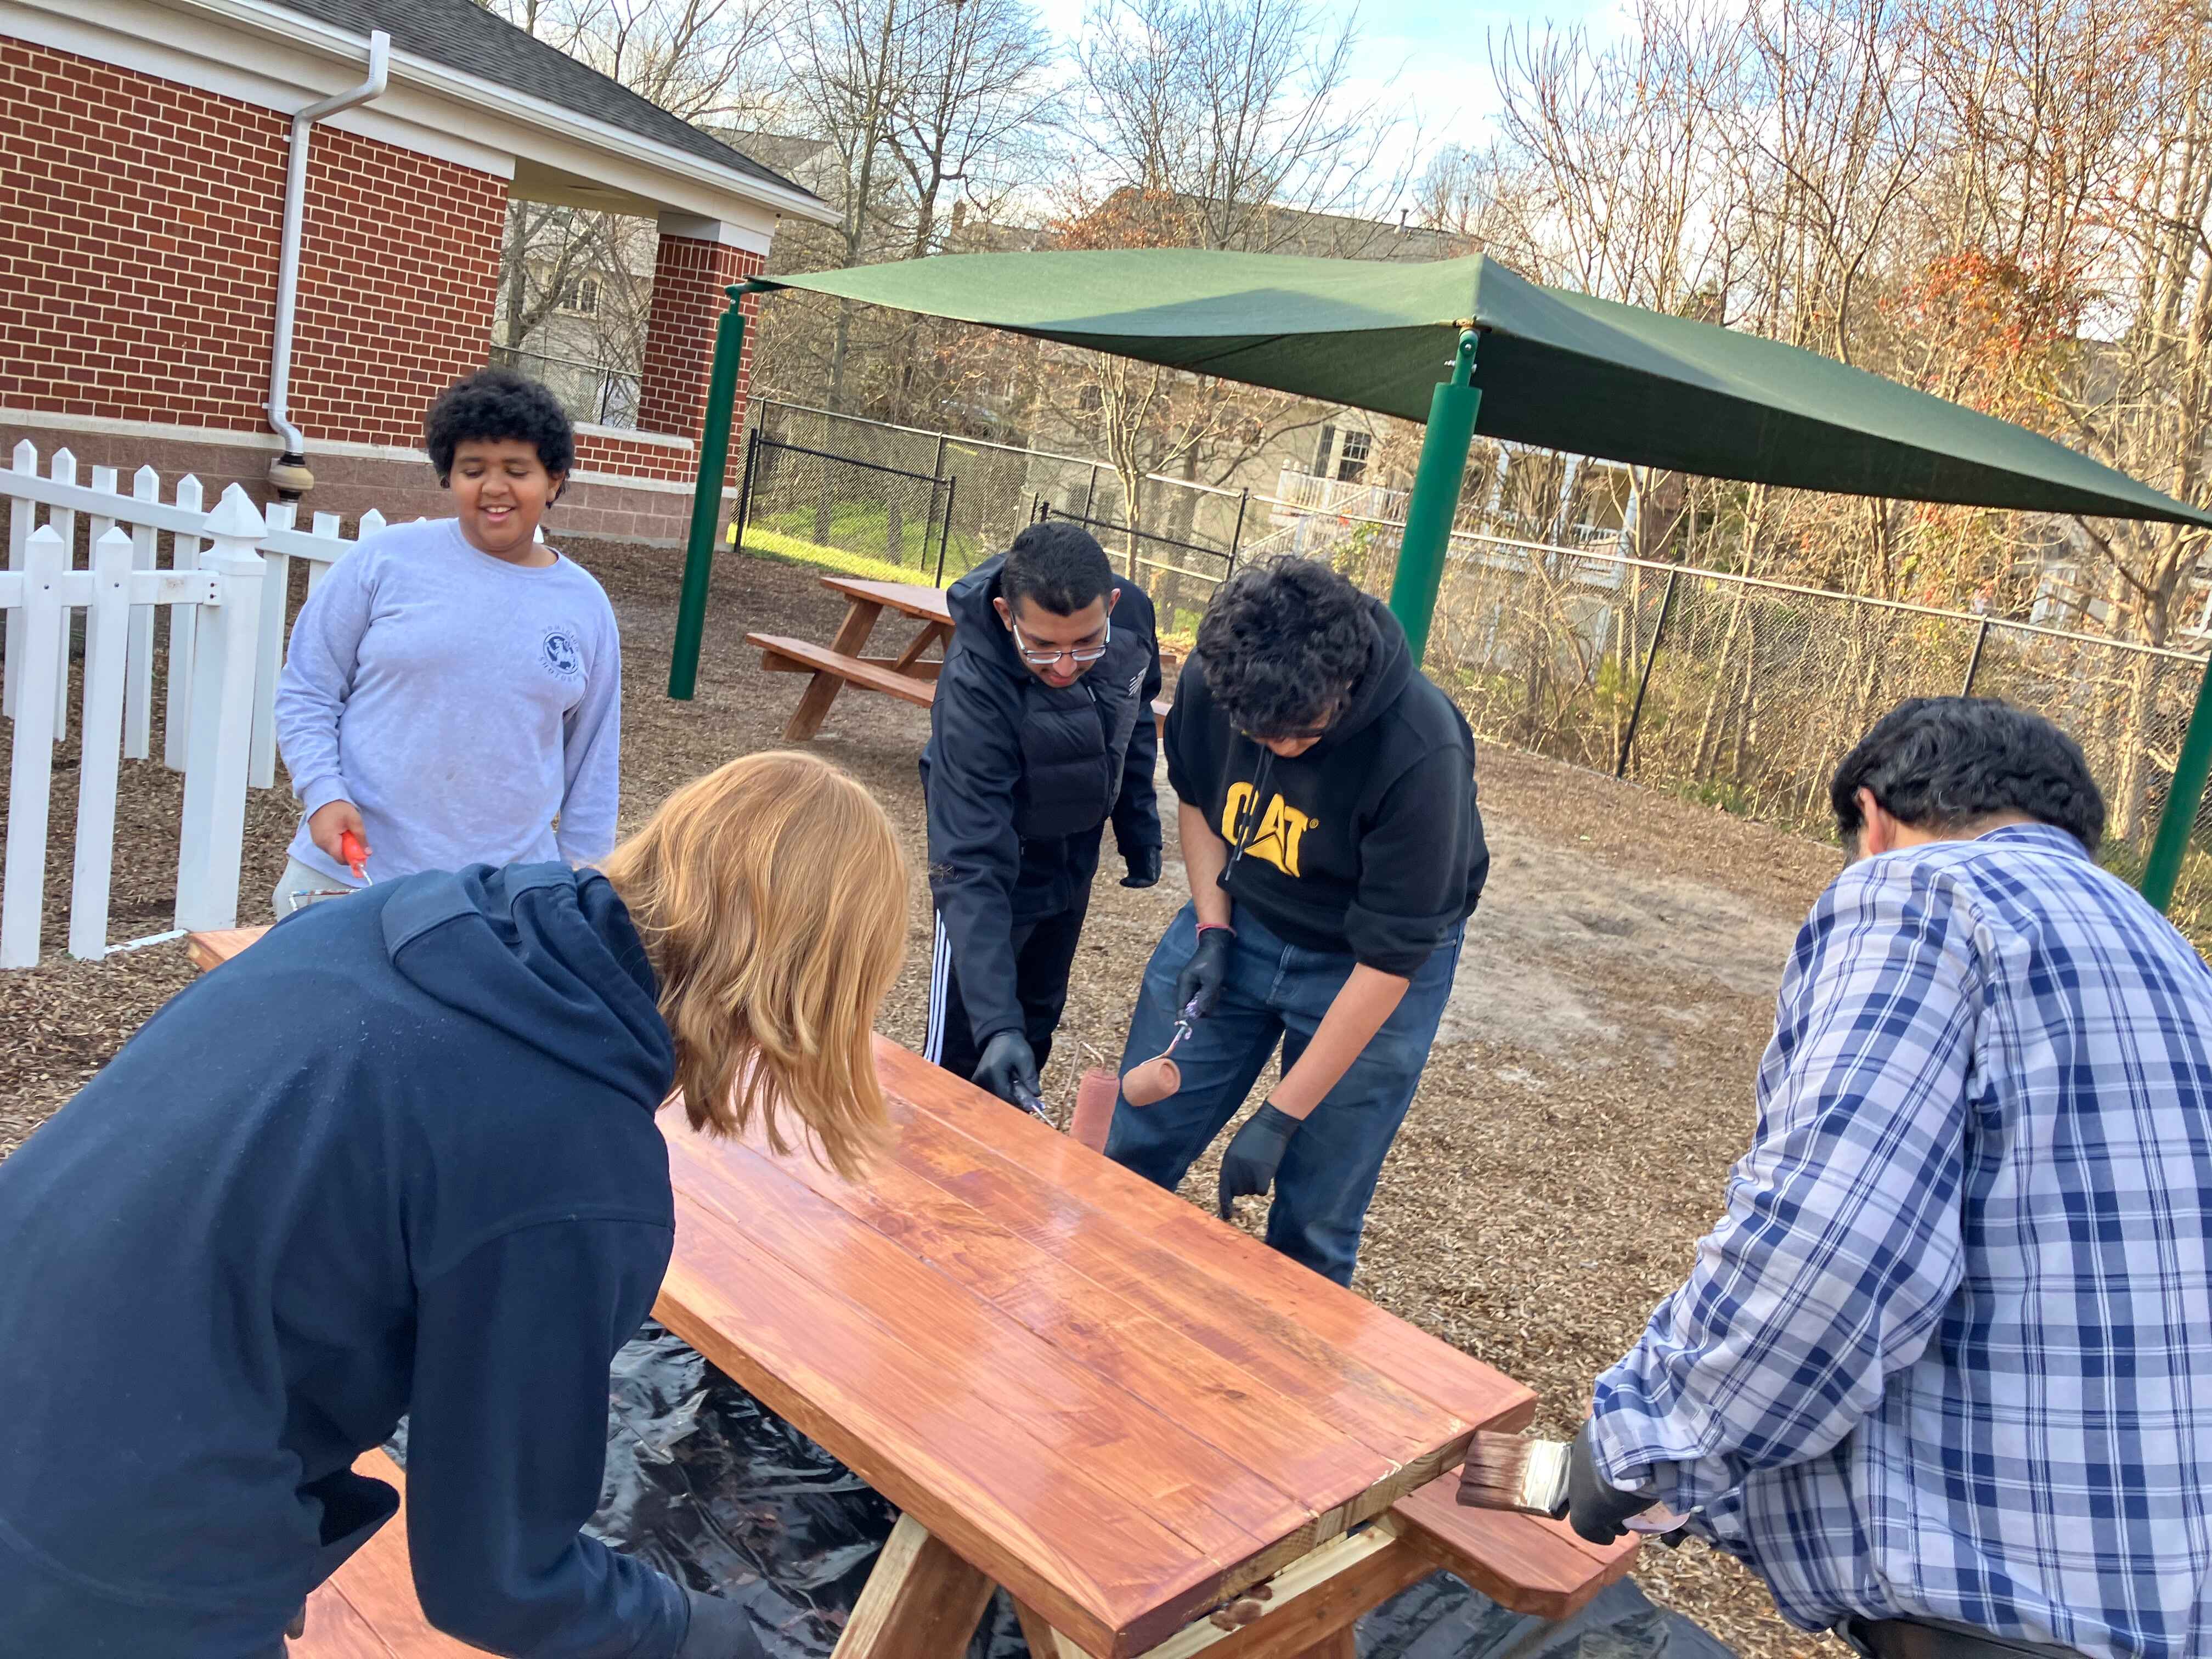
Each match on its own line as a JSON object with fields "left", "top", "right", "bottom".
{"left": 1567, "top": 699, "right": 2212, "bottom": 1659}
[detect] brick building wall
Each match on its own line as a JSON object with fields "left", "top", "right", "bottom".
{"left": 1, "top": 38, "right": 286, "bottom": 429}
{"left": 1, "top": 32, "right": 761, "bottom": 545}
{"left": 0, "top": 36, "right": 500, "bottom": 448}
{"left": 636, "top": 235, "right": 764, "bottom": 442}
{"left": 286, "top": 125, "right": 504, "bottom": 447}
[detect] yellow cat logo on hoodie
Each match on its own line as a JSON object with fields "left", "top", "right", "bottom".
{"left": 1221, "top": 782, "right": 1317, "bottom": 877}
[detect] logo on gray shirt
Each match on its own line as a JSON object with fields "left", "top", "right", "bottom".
{"left": 541, "top": 627, "right": 584, "bottom": 681}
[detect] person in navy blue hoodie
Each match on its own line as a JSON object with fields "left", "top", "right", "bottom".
{"left": 0, "top": 751, "right": 909, "bottom": 1659}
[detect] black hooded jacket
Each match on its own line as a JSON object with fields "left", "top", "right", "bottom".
{"left": 1165, "top": 597, "right": 1487, "bottom": 974}
{"left": 0, "top": 865, "right": 693, "bottom": 1658}
{"left": 920, "top": 554, "right": 1164, "bottom": 1046}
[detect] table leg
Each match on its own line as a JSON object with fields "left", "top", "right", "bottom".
{"left": 786, "top": 599, "right": 884, "bottom": 741}
{"left": 831, "top": 1514, "right": 996, "bottom": 1659}
{"left": 891, "top": 620, "right": 950, "bottom": 675}
{"left": 1015, "top": 1599, "right": 1082, "bottom": 1659}
{"left": 1120, "top": 1522, "right": 1431, "bottom": 1659}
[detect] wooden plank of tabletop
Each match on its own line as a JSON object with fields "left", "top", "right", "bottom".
{"left": 716, "top": 1112, "right": 1391, "bottom": 1533}
{"left": 878, "top": 1107, "right": 1458, "bottom": 1467}
{"left": 657, "top": 1189, "right": 1235, "bottom": 1658}
{"left": 292, "top": 1583, "right": 402, "bottom": 1659}
{"left": 187, "top": 924, "right": 268, "bottom": 970}
{"left": 664, "top": 1128, "right": 1301, "bottom": 1549}
{"left": 821, "top": 575, "right": 952, "bottom": 623}
{"left": 875, "top": 1040, "right": 1536, "bottom": 1437}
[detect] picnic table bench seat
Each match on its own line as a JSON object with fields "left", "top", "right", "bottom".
{"left": 1389, "top": 1469, "right": 1640, "bottom": 1623}
{"left": 748, "top": 631, "right": 941, "bottom": 710}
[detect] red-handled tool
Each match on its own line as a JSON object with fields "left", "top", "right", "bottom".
{"left": 339, "top": 830, "right": 370, "bottom": 884}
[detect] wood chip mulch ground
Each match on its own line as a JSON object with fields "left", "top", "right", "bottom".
{"left": 0, "top": 535, "right": 1855, "bottom": 1659}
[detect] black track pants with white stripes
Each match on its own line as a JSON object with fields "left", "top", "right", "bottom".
{"left": 924, "top": 899, "right": 1091, "bottom": 1083}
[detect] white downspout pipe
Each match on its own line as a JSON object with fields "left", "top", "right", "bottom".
{"left": 267, "top": 30, "right": 390, "bottom": 495}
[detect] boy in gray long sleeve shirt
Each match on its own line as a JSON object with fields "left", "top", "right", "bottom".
{"left": 274, "top": 371, "right": 621, "bottom": 906}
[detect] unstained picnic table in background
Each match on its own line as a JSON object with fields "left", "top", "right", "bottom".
{"left": 747, "top": 575, "right": 1176, "bottom": 746}
{"left": 189, "top": 927, "right": 1633, "bottom": 1659}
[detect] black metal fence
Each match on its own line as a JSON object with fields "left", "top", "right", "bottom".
{"left": 729, "top": 428, "right": 958, "bottom": 584}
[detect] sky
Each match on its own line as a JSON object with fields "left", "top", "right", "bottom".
{"left": 1027, "top": 0, "right": 1629, "bottom": 202}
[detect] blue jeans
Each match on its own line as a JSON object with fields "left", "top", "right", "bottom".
{"left": 1104, "top": 902, "right": 1464, "bottom": 1286}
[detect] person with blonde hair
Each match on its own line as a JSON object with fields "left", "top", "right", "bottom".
{"left": 0, "top": 751, "right": 906, "bottom": 1659}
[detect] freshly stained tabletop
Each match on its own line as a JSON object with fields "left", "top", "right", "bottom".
{"left": 655, "top": 1038, "right": 1532, "bottom": 1657}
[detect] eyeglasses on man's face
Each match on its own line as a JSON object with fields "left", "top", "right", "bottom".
{"left": 1009, "top": 614, "right": 1111, "bottom": 667}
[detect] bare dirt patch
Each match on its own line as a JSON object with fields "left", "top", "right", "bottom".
{"left": 0, "top": 537, "right": 1847, "bottom": 1658}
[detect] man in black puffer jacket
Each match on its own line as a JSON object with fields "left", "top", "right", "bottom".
{"left": 921, "top": 521, "right": 1164, "bottom": 1108}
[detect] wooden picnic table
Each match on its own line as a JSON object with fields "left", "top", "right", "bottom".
{"left": 748, "top": 575, "right": 1177, "bottom": 746}
{"left": 749, "top": 577, "right": 953, "bottom": 741}
{"left": 185, "top": 927, "right": 1632, "bottom": 1659}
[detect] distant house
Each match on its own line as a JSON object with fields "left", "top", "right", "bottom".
{"left": 1, "top": 0, "right": 834, "bottom": 541}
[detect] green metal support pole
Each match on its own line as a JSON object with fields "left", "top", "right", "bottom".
{"left": 1387, "top": 330, "right": 1482, "bottom": 667}
{"left": 668, "top": 280, "right": 768, "bottom": 700}
{"left": 2138, "top": 651, "right": 2212, "bottom": 912}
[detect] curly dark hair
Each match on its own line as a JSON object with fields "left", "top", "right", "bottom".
{"left": 1195, "top": 556, "right": 1373, "bottom": 736}
{"left": 1830, "top": 696, "right": 2106, "bottom": 854}
{"left": 425, "top": 368, "right": 575, "bottom": 486}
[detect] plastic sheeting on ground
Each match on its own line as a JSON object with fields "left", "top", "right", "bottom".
{"left": 577, "top": 1327, "right": 1735, "bottom": 1659}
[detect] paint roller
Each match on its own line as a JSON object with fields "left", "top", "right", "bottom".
{"left": 1120, "top": 999, "right": 1204, "bottom": 1107}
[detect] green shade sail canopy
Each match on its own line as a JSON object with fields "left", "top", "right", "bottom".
{"left": 758, "top": 249, "right": 2212, "bottom": 527}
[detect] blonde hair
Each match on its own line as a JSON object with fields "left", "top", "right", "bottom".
{"left": 599, "top": 751, "right": 909, "bottom": 1179}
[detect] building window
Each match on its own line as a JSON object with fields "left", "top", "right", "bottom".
{"left": 1078, "top": 382, "right": 1102, "bottom": 413}
{"left": 1313, "top": 424, "right": 1337, "bottom": 475}
{"left": 1336, "top": 428, "right": 1371, "bottom": 483}
{"left": 559, "top": 275, "right": 602, "bottom": 317}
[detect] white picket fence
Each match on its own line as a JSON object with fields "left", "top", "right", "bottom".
{"left": 0, "top": 442, "right": 396, "bottom": 967}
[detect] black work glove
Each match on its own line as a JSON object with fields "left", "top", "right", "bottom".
{"left": 974, "top": 1029, "right": 1044, "bottom": 1113}
{"left": 1566, "top": 1421, "right": 1654, "bottom": 1545}
{"left": 1173, "top": 924, "right": 1234, "bottom": 1018}
{"left": 1216, "top": 1101, "right": 1300, "bottom": 1219}
{"left": 680, "top": 1588, "right": 766, "bottom": 1659}
{"left": 1121, "top": 845, "right": 1163, "bottom": 888}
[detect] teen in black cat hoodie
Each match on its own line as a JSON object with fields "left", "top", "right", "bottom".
{"left": 1104, "top": 557, "right": 1487, "bottom": 1285}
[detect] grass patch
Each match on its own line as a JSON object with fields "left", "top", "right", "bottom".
{"left": 733, "top": 527, "right": 943, "bottom": 587}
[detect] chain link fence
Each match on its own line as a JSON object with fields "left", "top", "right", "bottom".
{"left": 743, "top": 400, "right": 1107, "bottom": 586}
{"left": 1392, "top": 538, "right": 2212, "bottom": 940}
{"left": 730, "top": 429, "right": 957, "bottom": 584}
{"left": 729, "top": 398, "right": 2212, "bottom": 940}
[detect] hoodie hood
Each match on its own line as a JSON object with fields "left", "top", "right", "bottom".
{"left": 1311, "top": 597, "right": 1415, "bottom": 751}
{"left": 376, "top": 862, "right": 673, "bottom": 1112}
{"left": 945, "top": 555, "right": 1031, "bottom": 684}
